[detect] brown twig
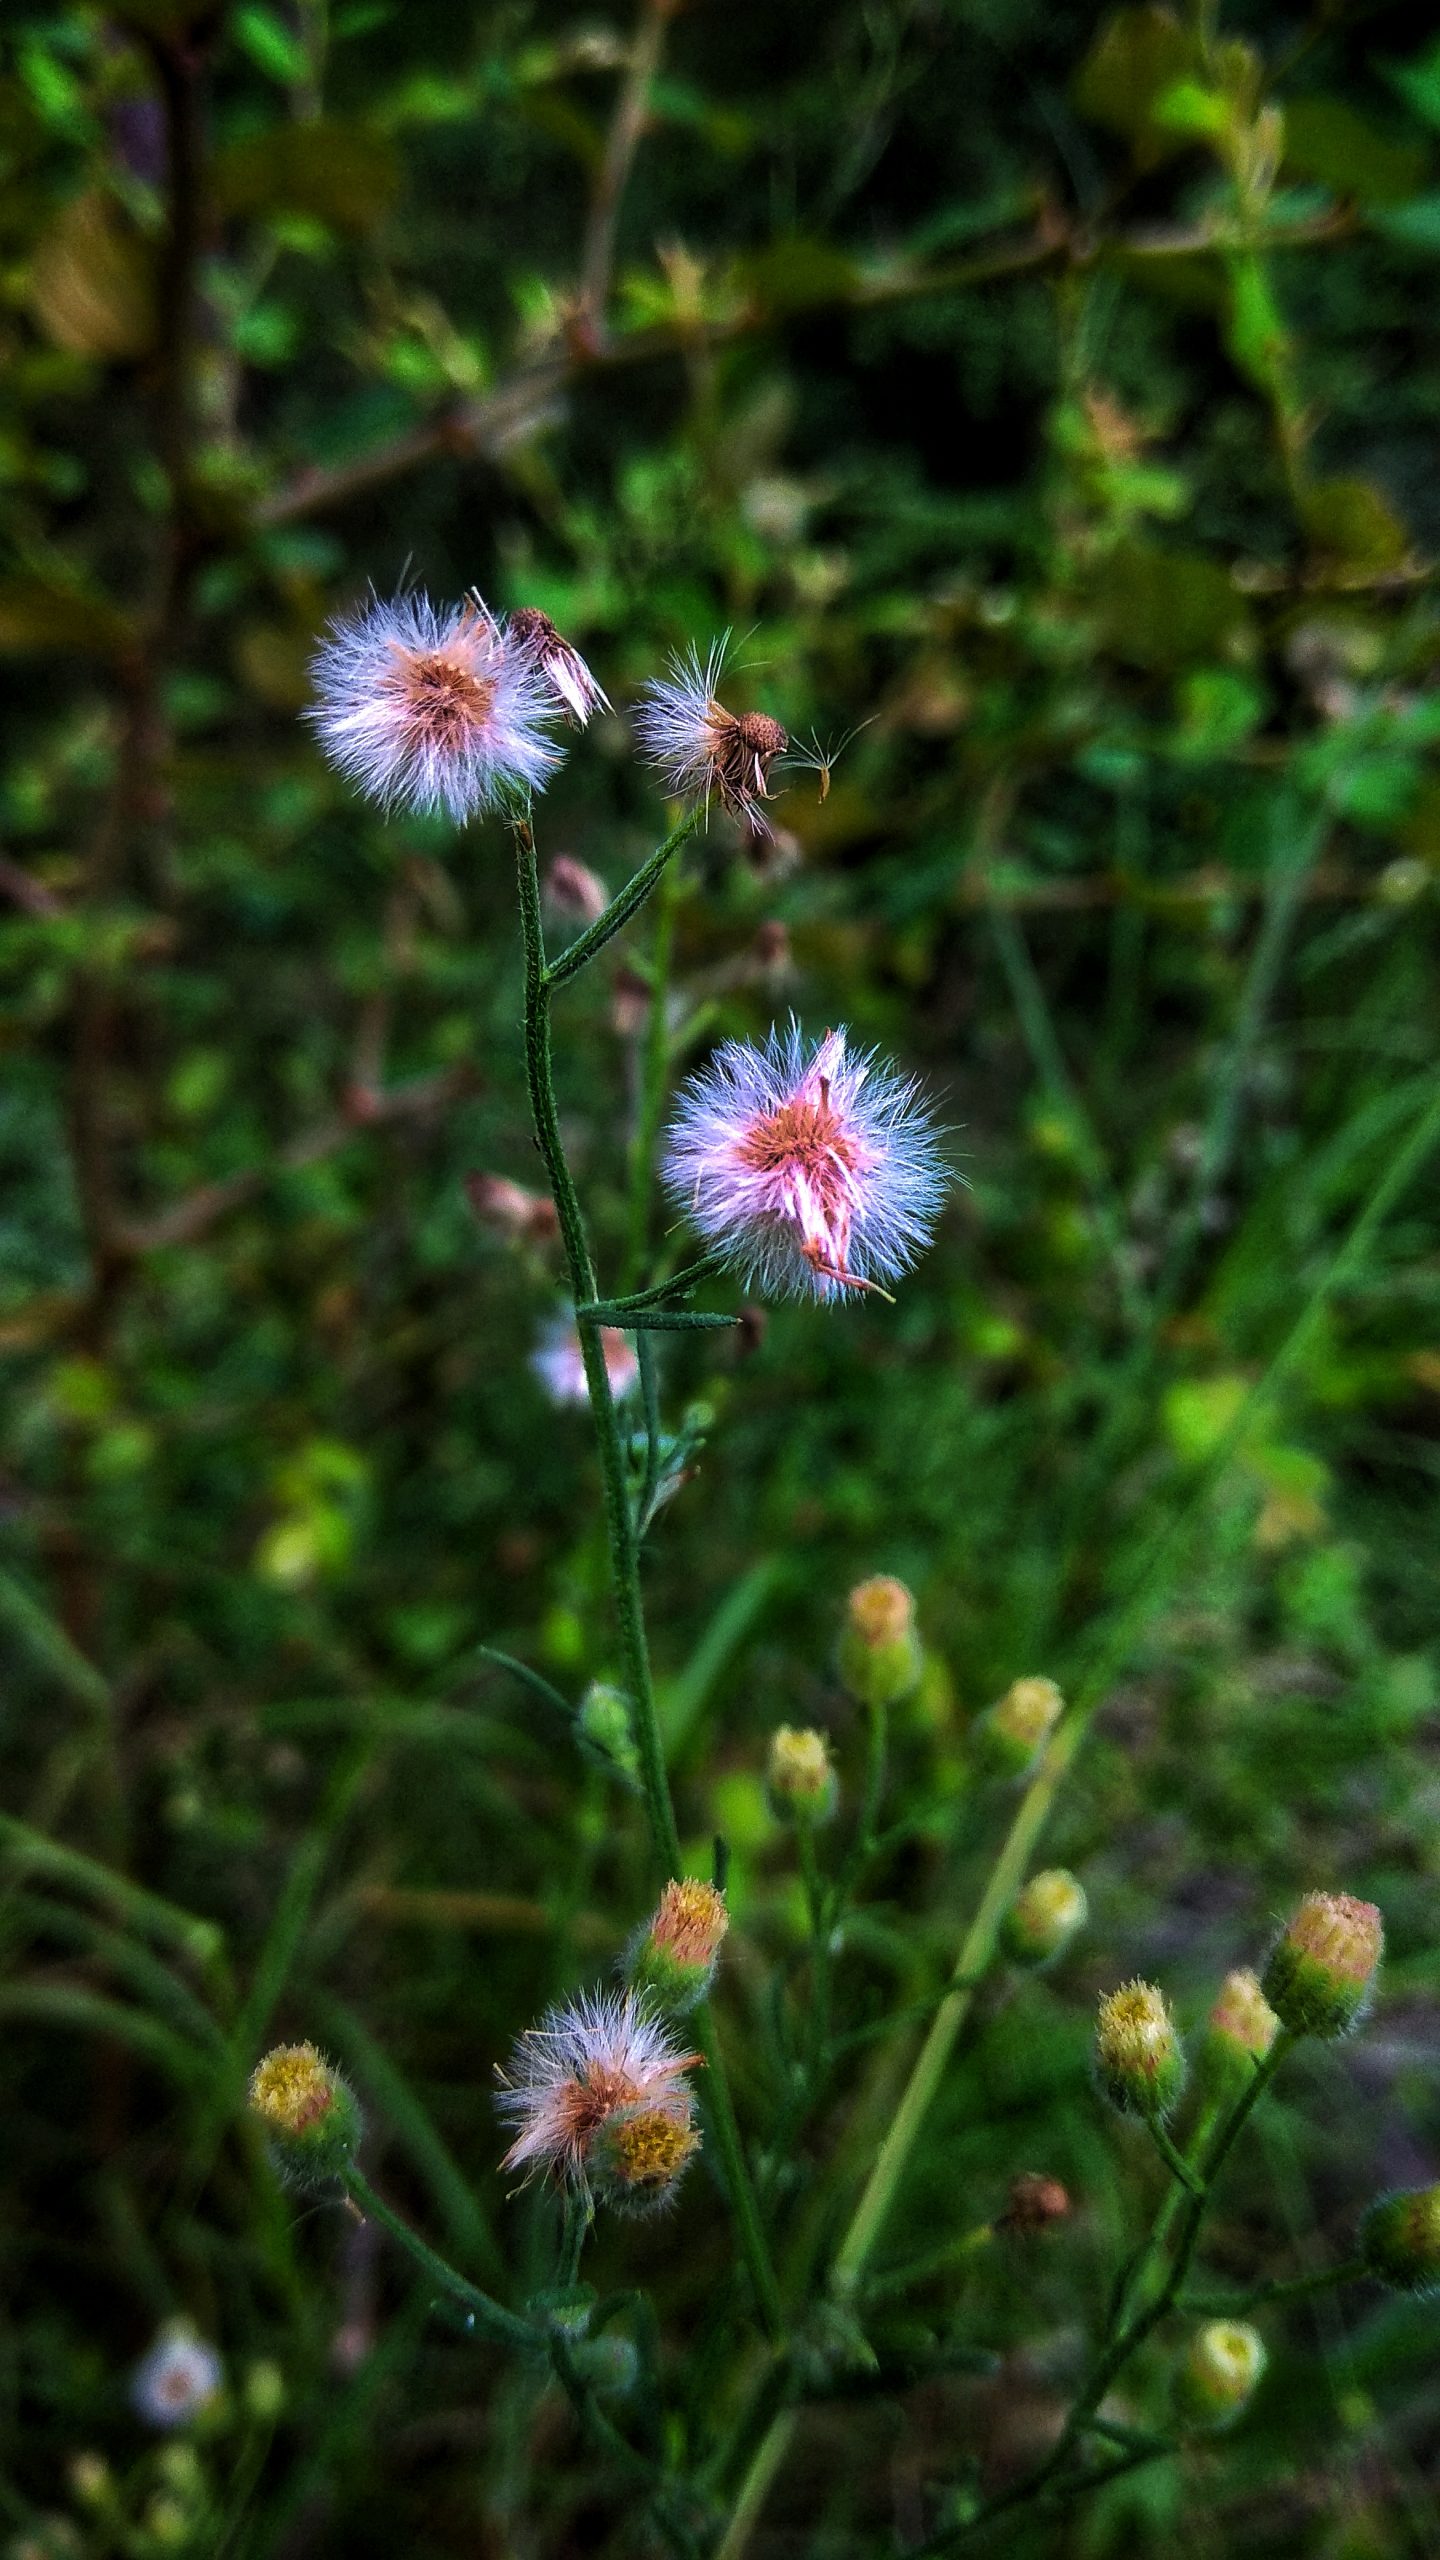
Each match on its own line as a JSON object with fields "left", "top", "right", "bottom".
{"left": 256, "top": 207, "right": 1351, "bottom": 531}
{"left": 578, "top": 0, "right": 678, "bottom": 332}
{"left": 110, "top": 1063, "right": 478, "bottom": 1259}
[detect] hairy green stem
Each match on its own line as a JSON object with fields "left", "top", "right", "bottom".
{"left": 343, "top": 2168, "right": 535, "bottom": 2352}
{"left": 624, "top": 852, "right": 680, "bottom": 1288}
{"left": 545, "top": 810, "right": 698, "bottom": 987}
{"left": 514, "top": 819, "right": 783, "bottom": 2343}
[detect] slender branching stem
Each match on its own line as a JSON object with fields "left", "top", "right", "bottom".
{"left": 545, "top": 811, "right": 699, "bottom": 986}
{"left": 342, "top": 2168, "right": 536, "bottom": 2352}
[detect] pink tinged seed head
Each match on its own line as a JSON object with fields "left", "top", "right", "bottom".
{"left": 495, "top": 1989, "right": 699, "bottom": 2201}
{"left": 531, "top": 1313, "right": 639, "bottom": 1407}
{"left": 306, "top": 591, "right": 563, "bottom": 822}
{"left": 661, "top": 1020, "right": 949, "bottom": 1304}
{"left": 633, "top": 639, "right": 789, "bottom": 835}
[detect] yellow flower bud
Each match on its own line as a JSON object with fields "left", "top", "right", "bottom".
{"left": 248, "top": 2042, "right": 360, "bottom": 2188}
{"left": 1174, "top": 2321, "right": 1266, "bottom": 2430}
{"left": 1094, "top": 1979, "right": 1185, "bottom": 2121}
{"left": 766, "top": 1726, "right": 838, "bottom": 1827}
{"left": 836, "top": 1576, "right": 923, "bottom": 1710}
{"left": 976, "top": 1675, "right": 1064, "bottom": 1777}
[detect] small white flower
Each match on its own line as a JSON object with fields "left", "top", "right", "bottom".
{"left": 131, "top": 2323, "right": 223, "bottom": 2429}
{"left": 532, "top": 1313, "right": 639, "bottom": 1407}
{"left": 307, "top": 591, "right": 561, "bottom": 821}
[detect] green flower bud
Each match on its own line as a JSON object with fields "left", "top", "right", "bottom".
{"left": 248, "top": 2043, "right": 361, "bottom": 2189}
{"left": 576, "top": 1681, "right": 642, "bottom": 1789}
{"left": 624, "top": 1878, "right": 729, "bottom": 2015}
{"left": 1360, "top": 2185, "right": 1440, "bottom": 2296}
{"left": 836, "top": 1576, "right": 923, "bottom": 1711}
{"left": 766, "top": 1726, "right": 838, "bottom": 1828}
{"left": 1174, "top": 2321, "right": 1267, "bottom": 2430}
{"left": 1094, "top": 1980, "right": 1186, "bottom": 2122}
{"left": 569, "top": 2331, "right": 640, "bottom": 2398}
{"left": 976, "top": 1675, "right": 1064, "bottom": 1778}
{"left": 1262, "top": 1891, "right": 1383, "bottom": 2040}
{"left": 1003, "top": 1868, "right": 1088, "bottom": 1968}
{"left": 1203, "top": 1968, "right": 1280, "bottom": 2093}
{"left": 243, "top": 2361, "right": 285, "bottom": 2425}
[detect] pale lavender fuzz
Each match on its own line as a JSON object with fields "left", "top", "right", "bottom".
{"left": 307, "top": 591, "right": 561, "bottom": 822}
{"left": 661, "top": 1021, "right": 949, "bottom": 1303}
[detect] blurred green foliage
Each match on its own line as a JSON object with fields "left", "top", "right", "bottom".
{"left": 2, "top": 0, "right": 1440, "bottom": 2552}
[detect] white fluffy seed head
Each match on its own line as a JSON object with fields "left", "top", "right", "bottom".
{"left": 307, "top": 591, "right": 563, "bottom": 822}
{"left": 495, "top": 1989, "right": 699, "bottom": 2202}
{"left": 661, "top": 1019, "right": 950, "bottom": 1303}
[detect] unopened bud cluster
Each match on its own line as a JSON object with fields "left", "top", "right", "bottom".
{"left": 976, "top": 1675, "right": 1064, "bottom": 1778}
{"left": 248, "top": 2044, "right": 361, "bottom": 2190}
{"left": 836, "top": 1576, "right": 923, "bottom": 1711}
{"left": 1003, "top": 1868, "right": 1087, "bottom": 1968}
{"left": 1262, "top": 1891, "right": 1383, "bottom": 2040}
{"left": 1094, "top": 1980, "right": 1186, "bottom": 2122}
{"left": 767, "top": 1725, "right": 838, "bottom": 1827}
{"left": 625, "top": 1879, "right": 729, "bottom": 2016}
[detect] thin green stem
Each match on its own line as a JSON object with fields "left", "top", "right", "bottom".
{"left": 513, "top": 817, "right": 783, "bottom": 2344}
{"left": 1181, "top": 2256, "right": 1367, "bottom": 2317}
{"left": 1147, "top": 2117, "right": 1205, "bottom": 2196}
{"left": 624, "top": 852, "right": 680, "bottom": 1288}
{"left": 342, "top": 2169, "right": 535, "bottom": 2353}
{"left": 545, "top": 810, "right": 699, "bottom": 987}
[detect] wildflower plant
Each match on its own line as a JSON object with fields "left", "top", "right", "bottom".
{"left": 213, "top": 584, "right": 1440, "bottom": 2559}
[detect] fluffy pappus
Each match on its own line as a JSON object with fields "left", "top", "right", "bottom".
{"left": 496, "top": 1990, "right": 700, "bottom": 2207}
{"left": 634, "top": 639, "right": 789, "bottom": 834}
{"left": 307, "top": 591, "right": 562, "bottom": 822}
{"left": 660, "top": 1020, "right": 950, "bottom": 1303}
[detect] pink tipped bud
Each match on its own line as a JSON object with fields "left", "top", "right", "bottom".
{"left": 977, "top": 1675, "right": 1065, "bottom": 1778}
{"left": 1360, "top": 2185, "right": 1440, "bottom": 2295}
{"left": 836, "top": 1575, "right": 923, "bottom": 1710}
{"left": 1204, "top": 1968, "right": 1280, "bottom": 2090}
{"left": 625, "top": 1879, "right": 729, "bottom": 2016}
{"left": 1262, "top": 1891, "right": 1383, "bottom": 2039}
{"left": 248, "top": 2043, "right": 361, "bottom": 2189}
{"left": 1094, "top": 1980, "right": 1186, "bottom": 2122}
{"left": 1174, "top": 2321, "right": 1266, "bottom": 2430}
{"left": 464, "top": 1171, "right": 560, "bottom": 1246}
{"left": 611, "top": 966, "right": 650, "bottom": 1039}
{"left": 1003, "top": 1868, "right": 1088, "bottom": 1968}
{"left": 544, "top": 854, "right": 609, "bottom": 924}
{"left": 767, "top": 1725, "right": 838, "bottom": 1827}
{"left": 998, "top": 2172, "right": 1071, "bottom": 2233}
